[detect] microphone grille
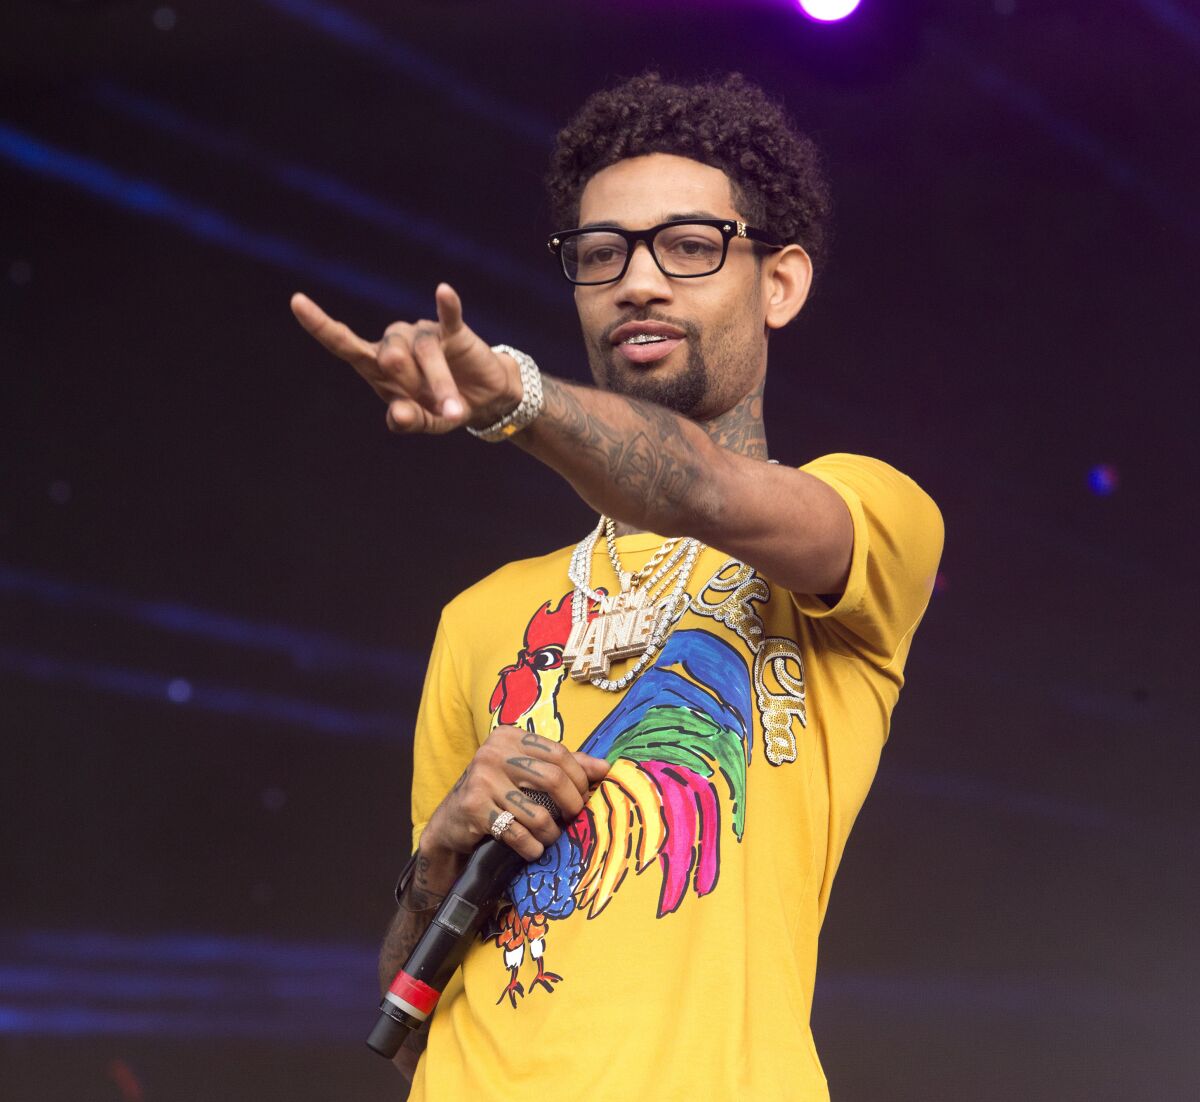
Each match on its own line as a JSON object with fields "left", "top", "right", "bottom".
{"left": 518, "top": 787, "right": 562, "bottom": 824}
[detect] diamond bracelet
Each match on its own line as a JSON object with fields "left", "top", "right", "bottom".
{"left": 465, "top": 345, "right": 544, "bottom": 442}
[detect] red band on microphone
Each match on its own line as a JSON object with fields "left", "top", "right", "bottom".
{"left": 388, "top": 972, "right": 439, "bottom": 1016}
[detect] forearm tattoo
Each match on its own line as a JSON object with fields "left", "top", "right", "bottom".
{"left": 379, "top": 855, "right": 444, "bottom": 992}
{"left": 534, "top": 377, "right": 701, "bottom": 514}
{"left": 402, "top": 854, "right": 445, "bottom": 912}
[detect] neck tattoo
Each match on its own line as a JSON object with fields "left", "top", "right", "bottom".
{"left": 703, "top": 381, "right": 768, "bottom": 460}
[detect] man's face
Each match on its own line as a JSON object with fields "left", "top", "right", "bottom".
{"left": 572, "top": 153, "right": 771, "bottom": 421}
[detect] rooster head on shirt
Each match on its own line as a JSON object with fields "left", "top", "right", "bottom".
{"left": 489, "top": 591, "right": 599, "bottom": 742}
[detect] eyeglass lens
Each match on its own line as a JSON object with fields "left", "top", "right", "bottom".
{"left": 561, "top": 223, "right": 728, "bottom": 283}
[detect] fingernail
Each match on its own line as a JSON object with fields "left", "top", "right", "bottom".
{"left": 443, "top": 397, "right": 464, "bottom": 419}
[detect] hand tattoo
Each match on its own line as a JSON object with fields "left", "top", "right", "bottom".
{"left": 504, "top": 789, "right": 540, "bottom": 815}
{"left": 506, "top": 755, "right": 544, "bottom": 779}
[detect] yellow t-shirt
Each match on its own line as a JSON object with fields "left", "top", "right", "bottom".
{"left": 406, "top": 454, "right": 943, "bottom": 1101}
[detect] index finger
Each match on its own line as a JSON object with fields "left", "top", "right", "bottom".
{"left": 433, "top": 283, "right": 464, "bottom": 337}
{"left": 290, "top": 292, "right": 378, "bottom": 369}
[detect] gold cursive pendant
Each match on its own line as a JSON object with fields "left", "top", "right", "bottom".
{"left": 564, "top": 590, "right": 662, "bottom": 680}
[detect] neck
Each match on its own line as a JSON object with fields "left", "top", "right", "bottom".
{"left": 608, "top": 381, "right": 769, "bottom": 538}
{"left": 701, "top": 380, "right": 768, "bottom": 460}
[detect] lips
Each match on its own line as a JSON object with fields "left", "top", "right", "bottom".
{"left": 616, "top": 337, "right": 683, "bottom": 363}
{"left": 610, "top": 321, "right": 686, "bottom": 366}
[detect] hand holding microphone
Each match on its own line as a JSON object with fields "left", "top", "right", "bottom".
{"left": 368, "top": 726, "right": 610, "bottom": 1058}
{"left": 424, "top": 726, "right": 609, "bottom": 866}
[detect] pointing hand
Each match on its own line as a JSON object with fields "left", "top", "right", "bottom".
{"left": 290, "top": 284, "right": 523, "bottom": 434}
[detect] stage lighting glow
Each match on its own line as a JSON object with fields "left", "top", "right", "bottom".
{"left": 1088, "top": 463, "right": 1119, "bottom": 496}
{"left": 798, "top": 0, "right": 861, "bottom": 22}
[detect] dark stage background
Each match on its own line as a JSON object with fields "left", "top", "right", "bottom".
{"left": 2, "top": 1, "right": 1198, "bottom": 1099}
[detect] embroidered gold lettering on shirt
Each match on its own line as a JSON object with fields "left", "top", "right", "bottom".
{"left": 754, "top": 637, "right": 807, "bottom": 765}
{"left": 691, "top": 560, "right": 768, "bottom": 651}
{"left": 691, "top": 559, "right": 807, "bottom": 768}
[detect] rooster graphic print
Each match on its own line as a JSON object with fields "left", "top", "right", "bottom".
{"left": 486, "top": 590, "right": 753, "bottom": 1007}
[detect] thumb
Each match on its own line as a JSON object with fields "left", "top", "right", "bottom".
{"left": 434, "top": 282, "right": 465, "bottom": 337}
{"left": 578, "top": 753, "right": 612, "bottom": 783}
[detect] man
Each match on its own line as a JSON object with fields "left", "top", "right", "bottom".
{"left": 293, "top": 73, "right": 942, "bottom": 1100}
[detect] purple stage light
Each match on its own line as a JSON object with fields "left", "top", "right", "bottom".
{"left": 1088, "top": 463, "right": 1119, "bottom": 496}
{"left": 797, "top": 0, "right": 862, "bottom": 22}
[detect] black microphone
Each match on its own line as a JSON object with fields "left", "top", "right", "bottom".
{"left": 367, "top": 788, "right": 561, "bottom": 1058}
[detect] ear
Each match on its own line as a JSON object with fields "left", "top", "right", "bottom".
{"left": 762, "top": 245, "right": 813, "bottom": 330}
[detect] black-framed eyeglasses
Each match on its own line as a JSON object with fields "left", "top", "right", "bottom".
{"left": 546, "top": 218, "right": 784, "bottom": 286}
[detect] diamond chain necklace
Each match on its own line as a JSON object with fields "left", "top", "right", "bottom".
{"left": 604, "top": 519, "right": 683, "bottom": 592}
{"left": 565, "top": 517, "right": 704, "bottom": 691}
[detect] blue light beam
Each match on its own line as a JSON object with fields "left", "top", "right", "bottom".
{"left": 0, "top": 646, "right": 406, "bottom": 739}
{"left": 256, "top": 0, "right": 553, "bottom": 145}
{"left": 931, "top": 35, "right": 1200, "bottom": 241}
{"left": 0, "top": 929, "right": 1175, "bottom": 1042}
{"left": 0, "top": 122, "right": 436, "bottom": 315}
{"left": 1137, "top": 0, "right": 1200, "bottom": 60}
{"left": 0, "top": 562, "right": 423, "bottom": 683}
{"left": 90, "top": 82, "right": 561, "bottom": 304}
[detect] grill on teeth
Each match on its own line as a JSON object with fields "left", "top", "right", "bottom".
{"left": 624, "top": 333, "right": 668, "bottom": 344}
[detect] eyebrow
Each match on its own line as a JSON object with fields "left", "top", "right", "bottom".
{"left": 577, "top": 210, "right": 726, "bottom": 230}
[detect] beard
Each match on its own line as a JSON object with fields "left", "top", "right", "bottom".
{"left": 587, "top": 314, "right": 712, "bottom": 417}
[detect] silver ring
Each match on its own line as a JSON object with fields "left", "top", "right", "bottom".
{"left": 490, "top": 810, "right": 516, "bottom": 839}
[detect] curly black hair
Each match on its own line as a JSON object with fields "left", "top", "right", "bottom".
{"left": 547, "top": 72, "right": 832, "bottom": 270}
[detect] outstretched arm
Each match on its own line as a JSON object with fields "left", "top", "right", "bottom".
{"left": 516, "top": 374, "right": 851, "bottom": 595}
{"left": 291, "top": 285, "right": 851, "bottom": 595}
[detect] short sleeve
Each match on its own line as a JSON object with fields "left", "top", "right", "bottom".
{"left": 410, "top": 614, "right": 479, "bottom": 852}
{"left": 794, "top": 453, "right": 944, "bottom": 670}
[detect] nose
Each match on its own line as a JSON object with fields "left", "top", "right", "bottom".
{"left": 614, "top": 240, "right": 673, "bottom": 309}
